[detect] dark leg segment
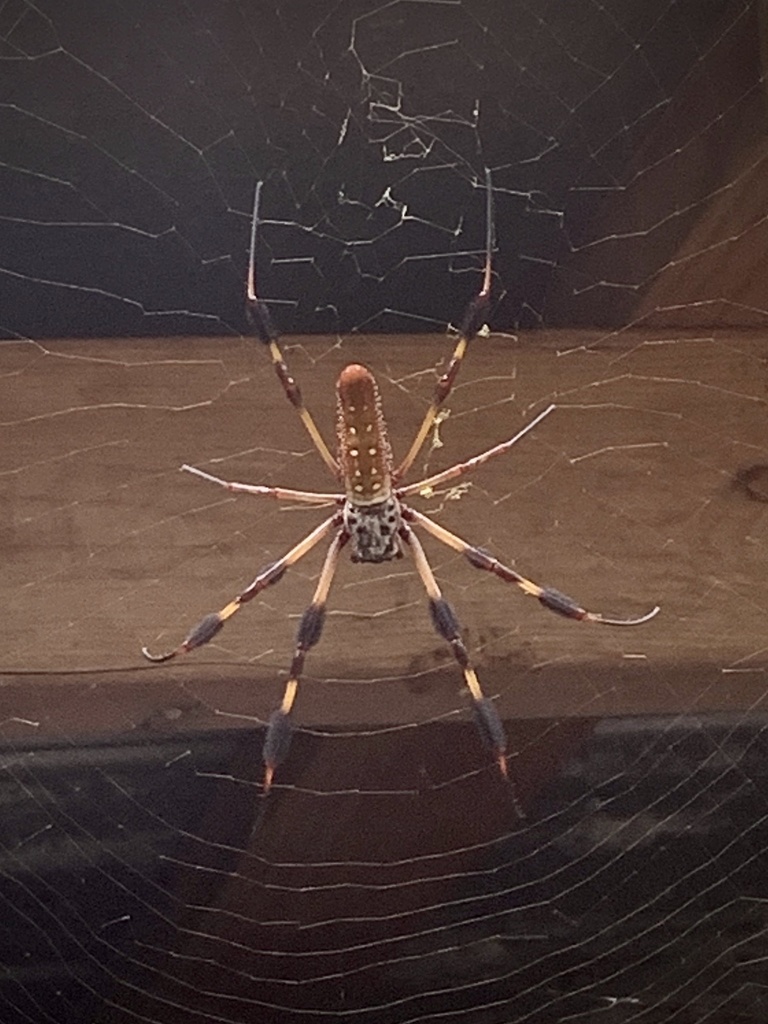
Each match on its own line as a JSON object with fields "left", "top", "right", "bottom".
{"left": 405, "top": 506, "right": 660, "bottom": 626}
{"left": 262, "top": 531, "right": 347, "bottom": 792}
{"left": 402, "top": 524, "right": 508, "bottom": 778}
{"left": 141, "top": 514, "right": 340, "bottom": 662}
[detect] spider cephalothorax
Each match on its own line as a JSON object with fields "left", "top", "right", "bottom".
{"left": 343, "top": 495, "right": 402, "bottom": 563}
{"left": 142, "top": 174, "right": 659, "bottom": 795}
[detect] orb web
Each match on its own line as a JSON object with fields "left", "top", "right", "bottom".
{"left": 2, "top": 2, "right": 767, "bottom": 1022}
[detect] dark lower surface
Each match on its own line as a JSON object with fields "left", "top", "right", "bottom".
{"left": 1, "top": 709, "right": 767, "bottom": 1024}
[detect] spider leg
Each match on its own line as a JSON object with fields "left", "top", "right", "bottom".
{"left": 181, "top": 464, "right": 341, "bottom": 505}
{"left": 405, "top": 507, "right": 660, "bottom": 626}
{"left": 394, "top": 168, "right": 494, "bottom": 483}
{"left": 399, "top": 521, "right": 509, "bottom": 780}
{"left": 262, "top": 528, "right": 348, "bottom": 792}
{"left": 244, "top": 182, "right": 339, "bottom": 477}
{"left": 399, "top": 403, "right": 556, "bottom": 498}
{"left": 141, "top": 513, "right": 341, "bottom": 663}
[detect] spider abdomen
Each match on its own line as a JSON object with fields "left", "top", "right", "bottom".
{"left": 336, "top": 363, "right": 393, "bottom": 504}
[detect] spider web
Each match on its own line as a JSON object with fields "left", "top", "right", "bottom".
{"left": 2, "top": 2, "right": 768, "bottom": 1022}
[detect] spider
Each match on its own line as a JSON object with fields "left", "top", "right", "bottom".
{"left": 142, "top": 174, "right": 659, "bottom": 792}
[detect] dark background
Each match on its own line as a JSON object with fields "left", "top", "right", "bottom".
{"left": 2, "top": 0, "right": 766, "bottom": 342}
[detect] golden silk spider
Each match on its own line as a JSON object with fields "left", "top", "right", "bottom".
{"left": 142, "top": 173, "right": 659, "bottom": 792}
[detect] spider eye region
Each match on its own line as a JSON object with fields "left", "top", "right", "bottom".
{"left": 344, "top": 498, "right": 402, "bottom": 563}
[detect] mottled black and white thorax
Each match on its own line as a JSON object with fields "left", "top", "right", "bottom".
{"left": 343, "top": 495, "right": 402, "bottom": 563}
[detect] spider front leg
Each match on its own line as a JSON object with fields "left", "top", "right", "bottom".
{"left": 399, "top": 403, "right": 556, "bottom": 499}
{"left": 141, "top": 513, "right": 340, "bottom": 662}
{"left": 262, "top": 528, "right": 348, "bottom": 792}
{"left": 245, "top": 181, "right": 339, "bottom": 478}
{"left": 405, "top": 507, "right": 660, "bottom": 626}
{"left": 394, "top": 168, "right": 494, "bottom": 482}
{"left": 400, "top": 522, "right": 509, "bottom": 780}
{"left": 181, "top": 464, "right": 341, "bottom": 505}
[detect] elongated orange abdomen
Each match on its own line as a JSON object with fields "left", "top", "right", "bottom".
{"left": 336, "top": 364, "right": 393, "bottom": 504}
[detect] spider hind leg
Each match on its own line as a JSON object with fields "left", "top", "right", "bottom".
{"left": 402, "top": 524, "right": 509, "bottom": 780}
